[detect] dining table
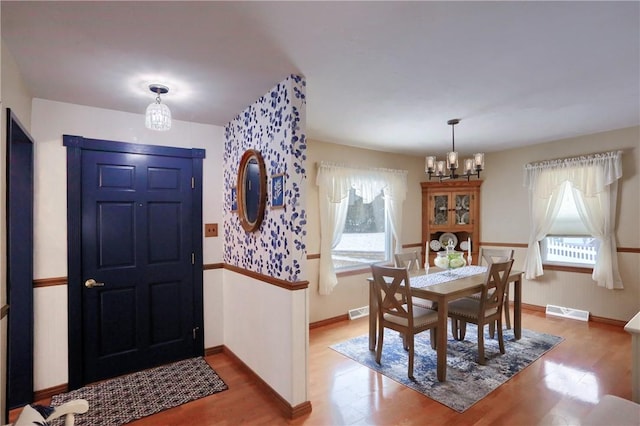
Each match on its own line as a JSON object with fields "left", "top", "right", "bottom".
{"left": 367, "top": 265, "right": 524, "bottom": 382}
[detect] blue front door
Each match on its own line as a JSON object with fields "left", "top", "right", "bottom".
{"left": 6, "top": 109, "right": 34, "bottom": 410}
{"left": 64, "top": 136, "right": 205, "bottom": 386}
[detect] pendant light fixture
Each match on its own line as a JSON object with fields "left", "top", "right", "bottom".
{"left": 145, "top": 84, "right": 171, "bottom": 131}
{"left": 425, "top": 119, "right": 484, "bottom": 181}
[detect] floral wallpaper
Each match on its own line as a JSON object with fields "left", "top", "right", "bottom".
{"left": 223, "top": 75, "right": 307, "bottom": 282}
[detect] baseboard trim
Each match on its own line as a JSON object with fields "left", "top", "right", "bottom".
{"left": 34, "top": 383, "right": 68, "bottom": 401}
{"left": 204, "top": 345, "right": 224, "bottom": 356}
{"left": 221, "top": 346, "right": 312, "bottom": 419}
{"left": 588, "top": 314, "right": 627, "bottom": 327}
{"left": 309, "top": 314, "right": 349, "bottom": 329}
{"left": 521, "top": 302, "right": 546, "bottom": 312}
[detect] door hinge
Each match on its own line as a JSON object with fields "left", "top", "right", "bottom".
{"left": 191, "top": 253, "right": 195, "bottom": 264}
{"left": 191, "top": 177, "right": 195, "bottom": 189}
{"left": 192, "top": 326, "right": 200, "bottom": 340}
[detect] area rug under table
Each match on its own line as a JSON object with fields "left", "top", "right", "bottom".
{"left": 331, "top": 325, "right": 562, "bottom": 412}
{"left": 50, "top": 356, "right": 228, "bottom": 426}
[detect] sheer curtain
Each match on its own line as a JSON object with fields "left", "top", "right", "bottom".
{"left": 523, "top": 151, "right": 623, "bottom": 289}
{"left": 316, "top": 162, "right": 408, "bottom": 295}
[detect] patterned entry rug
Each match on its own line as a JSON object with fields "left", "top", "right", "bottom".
{"left": 50, "top": 357, "right": 228, "bottom": 425}
{"left": 331, "top": 325, "right": 562, "bottom": 412}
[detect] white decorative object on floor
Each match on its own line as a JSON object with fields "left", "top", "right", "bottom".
{"left": 581, "top": 395, "right": 640, "bottom": 426}
{"left": 11, "top": 399, "right": 89, "bottom": 426}
{"left": 624, "top": 311, "right": 640, "bottom": 403}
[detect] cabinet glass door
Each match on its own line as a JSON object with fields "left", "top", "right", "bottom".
{"left": 433, "top": 194, "right": 449, "bottom": 225}
{"left": 455, "top": 193, "right": 471, "bottom": 225}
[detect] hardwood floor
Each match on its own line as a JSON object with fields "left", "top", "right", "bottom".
{"left": 11, "top": 308, "right": 633, "bottom": 425}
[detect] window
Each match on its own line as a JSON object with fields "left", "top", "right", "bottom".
{"left": 332, "top": 189, "right": 391, "bottom": 270}
{"left": 523, "top": 151, "right": 623, "bottom": 288}
{"left": 541, "top": 236, "right": 600, "bottom": 267}
{"left": 541, "top": 181, "right": 598, "bottom": 268}
{"left": 316, "top": 162, "right": 407, "bottom": 294}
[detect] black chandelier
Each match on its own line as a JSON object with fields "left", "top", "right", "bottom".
{"left": 425, "top": 119, "right": 484, "bottom": 181}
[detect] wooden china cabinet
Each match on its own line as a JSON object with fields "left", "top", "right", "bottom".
{"left": 421, "top": 180, "right": 482, "bottom": 268}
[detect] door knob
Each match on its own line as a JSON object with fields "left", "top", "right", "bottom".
{"left": 84, "top": 278, "right": 105, "bottom": 288}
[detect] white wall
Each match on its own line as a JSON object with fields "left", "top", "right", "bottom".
{"left": 221, "top": 76, "right": 308, "bottom": 406}
{"left": 29, "top": 99, "right": 225, "bottom": 391}
{"left": 481, "top": 126, "right": 639, "bottom": 322}
{"left": 222, "top": 270, "right": 307, "bottom": 404}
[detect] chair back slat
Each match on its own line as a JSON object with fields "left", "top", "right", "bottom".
{"left": 479, "top": 259, "right": 514, "bottom": 313}
{"left": 394, "top": 251, "right": 421, "bottom": 271}
{"left": 371, "top": 264, "right": 413, "bottom": 322}
{"left": 478, "top": 248, "right": 514, "bottom": 267}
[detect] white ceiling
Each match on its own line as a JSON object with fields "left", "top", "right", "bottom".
{"left": 2, "top": 1, "right": 639, "bottom": 156}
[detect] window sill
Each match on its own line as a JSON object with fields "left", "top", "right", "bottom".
{"left": 543, "top": 264, "right": 593, "bottom": 274}
{"left": 336, "top": 266, "right": 374, "bottom": 278}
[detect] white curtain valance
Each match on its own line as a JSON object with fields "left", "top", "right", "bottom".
{"left": 523, "top": 151, "right": 623, "bottom": 196}
{"left": 316, "top": 162, "right": 408, "bottom": 203}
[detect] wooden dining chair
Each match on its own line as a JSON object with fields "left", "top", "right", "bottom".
{"left": 447, "top": 259, "right": 514, "bottom": 365}
{"left": 478, "top": 248, "right": 515, "bottom": 329}
{"left": 394, "top": 251, "right": 436, "bottom": 309}
{"left": 371, "top": 264, "right": 439, "bottom": 378}
{"left": 394, "top": 251, "right": 421, "bottom": 271}
{"left": 465, "top": 248, "right": 515, "bottom": 334}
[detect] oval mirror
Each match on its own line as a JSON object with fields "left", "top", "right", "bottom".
{"left": 237, "top": 149, "right": 267, "bottom": 232}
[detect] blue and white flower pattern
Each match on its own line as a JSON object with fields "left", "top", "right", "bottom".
{"left": 223, "top": 75, "right": 307, "bottom": 282}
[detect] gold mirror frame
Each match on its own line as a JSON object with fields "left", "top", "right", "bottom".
{"left": 237, "top": 149, "right": 267, "bottom": 232}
